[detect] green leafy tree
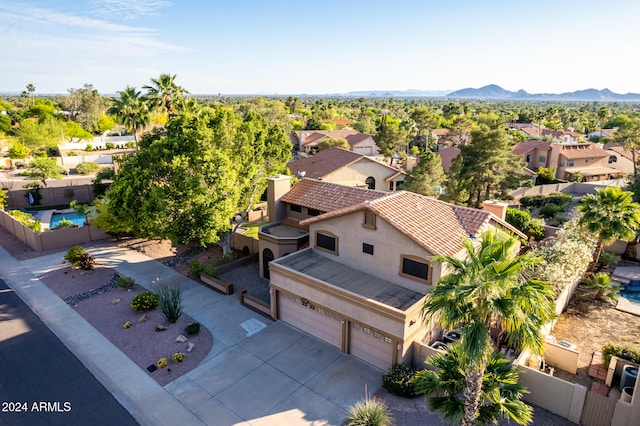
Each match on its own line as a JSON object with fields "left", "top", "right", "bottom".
{"left": 8, "top": 141, "right": 30, "bottom": 159}
{"left": 108, "top": 86, "right": 150, "bottom": 148}
{"left": 376, "top": 114, "right": 408, "bottom": 163}
{"left": 143, "top": 73, "right": 188, "bottom": 116}
{"left": 613, "top": 116, "right": 640, "bottom": 180}
{"left": 59, "top": 84, "right": 106, "bottom": 132}
{"left": 445, "top": 154, "right": 470, "bottom": 205}
{"left": 460, "top": 123, "right": 527, "bottom": 207}
{"left": 578, "top": 186, "right": 640, "bottom": 272}
{"left": 17, "top": 117, "right": 63, "bottom": 149}
{"left": 414, "top": 343, "right": 532, "bottom": 425}
{"left": 318, "top": 137, "right": 350, "bottom": 151}
{"left": 63, "top": 121, "right": 93, "bottom": 141}
{"left": 96, "top": 113, "right": 116, "bottom": 134}
{"left": 404, "top": 151, "right": 445, "bottom": 197}
{"left": 28, "top": 157, "right": 64, "bottom": 187}
{"left": 410, "top": 106, "right": 440, "bottom": 150}
{"left": 421, "top": 231, "right": 556, "bottom": 426}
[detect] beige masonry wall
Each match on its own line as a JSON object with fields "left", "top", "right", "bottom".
{"left": 325, "top": 160, "right": 403, "bottom": 192}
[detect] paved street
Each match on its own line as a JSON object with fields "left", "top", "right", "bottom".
{"left": 0, "top": 277, "right": 138, "bottom": 426}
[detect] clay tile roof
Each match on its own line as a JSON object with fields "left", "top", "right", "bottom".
{"left": 345, "top": 133, "right": 372, "bottom": 146}
{"left": 512, "top": 140, "right": 550, "bottom": 155}
{"left": 282, "top": 178, "right": 387, "bottom": 213}
{"left": 607, "top": 146, "right": 634, "bottom": 161}
{"left": 301, "top": 191, "right": 524, "bottom": 256}
{"left": 294, "top": 130, "right": 360, "bottom": 147}
{"left": 435, "top": 147, "right": 461, "bottom": 172}
{"left": 432, "top": 129, "right": 450, "bottom": 136}
{"left": 287, "top": 148, "right": 363, "bottom": 179}
{"left": 560, "top": 144, "right": 609, "bottom": 159}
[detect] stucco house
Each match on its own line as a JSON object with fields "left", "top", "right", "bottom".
{"left": 291, "top": 130, "right": 379, "bottom": 155}
{"left": 261, "top": 175, "right": 525, "bottom": 370}
{"left": 287, "top": 148, "right": 405, "bottom": 191}
{"left": 513, "top": 141, "right": 624, "bottom": 182}
{"left": 604, "top": 143, "right": 635, "bottom": 175}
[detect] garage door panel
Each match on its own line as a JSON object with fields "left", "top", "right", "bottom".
{"left": 279, "top": 294, "right": 342, "bottom": 348}
{"left": 350, "top": 323, "right": 393, "bottom": 370}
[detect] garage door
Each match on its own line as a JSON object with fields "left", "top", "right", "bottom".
{"left": 279, "top": 293, "right": 342, "bottom": 348}
{"left": 349, "top": 322, "right": 394, "bottom": 370}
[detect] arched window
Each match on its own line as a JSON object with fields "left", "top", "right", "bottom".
{"left": 365, "top": 176, "right": 375, "bottom": 190}
{"left": 262, "top": 248, "right": 274, "bottom": 279}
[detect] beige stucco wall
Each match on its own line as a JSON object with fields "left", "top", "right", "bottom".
{"left": 607, "top": 151, "right": 634, "bottom": 174}
{"left": 350, "top": 136, "right": 379, "bottom": 155}
{"left": 325, "top": 159, "right": 403, "bottom": 192}
{"left": 308, "top": 212, "right": 441, "bottom": 294}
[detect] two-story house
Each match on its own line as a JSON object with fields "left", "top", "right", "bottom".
{"left": 262, "top": 176, "right": 525, "bottom": 370}
{"left": 291, "top": 130, "right": 379, "bottom": 155}
{"left": 287, "top": 148, "right": 405, "bottom": 191}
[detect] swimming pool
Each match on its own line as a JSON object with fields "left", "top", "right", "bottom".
{"left": 50, "top": 212, "right": 87, "bottom": 229}
{"left": 620, "top": 290, "right": 640, "bottom": 303}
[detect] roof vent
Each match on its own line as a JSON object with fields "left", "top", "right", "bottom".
{"left": 297, "top": 171, "right": 306, "bottom": 178}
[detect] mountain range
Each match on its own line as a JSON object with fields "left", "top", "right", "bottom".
{"left": 340, "top": 84, "right": 640, "bottom": 101}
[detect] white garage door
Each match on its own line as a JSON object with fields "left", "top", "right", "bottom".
{"left": 279, "top": 293, "right": 342, "bottom": 348}
{"left": 349, "top": 322, "right": 394, "bottom": 370}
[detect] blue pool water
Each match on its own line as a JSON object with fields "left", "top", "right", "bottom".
{"left": 620, "top": 290, "right": 640, "bottom": 304}
{"left": 50, "top": 212, "right": 87, "bottom": 228}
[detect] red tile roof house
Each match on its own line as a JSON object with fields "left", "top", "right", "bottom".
{"left": 287, "top": 147, "right": 405, "bottom": 192}
{"left": 260, "top": 175, "right": 525, "bottom": 370}
{"left": 512, "top": 141, "right": 625, "bottom": 182}
{"left": 291, "top": 130, "right": 378, "bottom": 155}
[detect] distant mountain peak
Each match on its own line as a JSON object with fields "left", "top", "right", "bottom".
{"left": 446, "top": 85, "right": 640, "bottom": 101}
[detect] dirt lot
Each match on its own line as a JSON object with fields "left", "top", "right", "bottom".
{"left": 552, "top": 285, "right": 640, "bottom": 385}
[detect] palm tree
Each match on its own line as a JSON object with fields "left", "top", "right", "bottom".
{"left": 584, "top": 272, "right": 619, "bottom": 301}
{"left": 597, "top": 105, "right": 611, "bottom": 141}
{"left": 421, "top": 230, "right": 556, "bottom": 426}
{"left": 578, "top": 186, "right": 640, "bottom": 273}
{"left": 108, "top": 86, "right": 149, "bottom": 149}
{"left": 143, "top": 73, "right": 188, "bottom": 116}
{"left": 414, "top": 343, "right": 532, "bottom": 425}
{"left": 26, "top": 83, "right": 36, "bottom": 107}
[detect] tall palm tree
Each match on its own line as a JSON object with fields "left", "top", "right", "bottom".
{"left": 421, "top": 230, "right": 556, "bottom": 426}
{"left": 414, "top": 343, "right": 532, "bottom": 425}
{"left": 578, "top": 186, "right": 640, "bottom": 272}
{"left": 108, "top": 86, "right": 149, "bottom": 149}
{"left": 143, "top": 73, "right": 188, "bottom": 116}
{"left": 597, "top": 105, "right": 611, "bottom": 141}
{"left": 26, "top": 83, "right": 36, "bottom": 107}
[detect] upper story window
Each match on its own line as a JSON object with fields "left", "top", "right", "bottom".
{"left": 290, "top": 204, "right": 302, "bottom": 213}
{"left": 316, "top": 231, "right": 338, "bottom": 255}
{"left": 539, "top": 155, "right": 546, "bottom": 163}
{"left": 365, "top": 176, "right": 376, "bottom": 190}
{"left": 308, "top": 208, "right": 321, "bottom": 216}
{"left": 400, "top": 255, "right": 430, "bottom": 284}
{"left": 567, "top": 159, "right": 575, "bottom": 167}
{"left": 363, "top": 243, "right": 374, "bottom": 255}
{"left": 609, "top": 156, "right": 617, "bottom": 164}
{"left": 363, "top": 211, "right": 376, "bottom": 229}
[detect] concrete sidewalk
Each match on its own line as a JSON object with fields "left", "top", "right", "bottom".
{"left": 0, "top": 243, "right": 382, "bottom": 425}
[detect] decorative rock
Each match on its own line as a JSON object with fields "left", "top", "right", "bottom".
{"left": 175, "top": 334, "right": 188, "bottom": 343}
{"left": 155, "top": 324, "right": 168, "bottom": 332}
{"left": 111, "top": 298, "right": 121, "bottom": 304}
{"left": 123, "top": 321, "right": 132, "bottom": 329}
{"left": 186, "top": 342, "right": 195, "bottom": 353}
{"left": 138, "top": 314, "right": 148, "bottom": 323}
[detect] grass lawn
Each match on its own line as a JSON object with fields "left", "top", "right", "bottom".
{"left": 239, "top": 221, "right": 269, "bottom": 239}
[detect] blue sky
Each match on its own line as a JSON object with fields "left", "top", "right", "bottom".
{"left": 2, "top": 0, "right": 640, "bottom": 95}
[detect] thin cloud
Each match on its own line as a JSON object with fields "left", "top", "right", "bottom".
{"left": 95, "top": 0, "right": 172, "bottom": 20}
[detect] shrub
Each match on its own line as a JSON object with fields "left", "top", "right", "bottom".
{"left": 189, "top": 260, "right": 201, "bottom": 276}
{"left": 519, "top": 195, "right": 545, "bottom": 209}
{"left": 201, "top": 262, "right": 218, "bottom": 277}
{"left": 125, "top": 141, "right": 135, "bottom": 149}
{"left": 599, "top": 251, "right": 618, "bottom": 268}
{"left": 64, "top": 245, "right": 86, "bottom": 266}
{"left": 156, "top": 284, "right": 183, "bottom": 323}
{"left": 9, "top": 209, "right": 41, "bottom": 231}
{"left": 76, "top": 253, "right": 95, "bottom": 270}
{"left": 75, "top": 161, "right": 100, "bottom": 175}
{"left": 505, "top": 208, "right": 531, "bottom": 231}
{"left": 85, "top": 144, "right": 93, "bottom": 152}
{"left": 345, "top": 397, "right": 393, "bottom": 426}
{"left": 382, "top": 364, "right": 420, "bottom": 397}
{"left": 527, "top": 218, "right": 546, "bottom": 241}
{"left": 602, "top": 343, "right": 640, "bottom": 367}
{"left": 546, "top": 192, "right": 573, "bottom": 206}
{"left": 185, "top": 322, "right": 201, "bottom": 335}
{"left": 172, "top": 352, "right": 186, "bottom": 363}
{"left": 116, "top": 276, "right": 135, "bottom": 289}
{"left": 56, "top": 219, "right": 75, "bottom": 228}
{"left": 130, "top": 291, "right": 159, "bottom": 313}
{"left": 105, "top": 142, "right": 116, "bottom": 150}
{"left": 539, "top": 203, "right": 564, "bottom": 218}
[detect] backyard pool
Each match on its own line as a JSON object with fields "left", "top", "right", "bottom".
{"left": 50, "top": 212, "right": 87, "bottom": 229}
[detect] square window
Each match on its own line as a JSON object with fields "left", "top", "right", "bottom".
{"left": 384, "top": 337, "right": 392, "bottom": 344}
{"left": 316, "top": 232, "right": 337, "bottom": 253}
{"left": 308, "top": 208, "right": 321, "bottom": 216}
{"left": 290, "top": 204, "right": 302, "bottom": 213}
{"left": 363, "top": 243, "right": 374, "bottom": 255}
{"left": 401, "top": 256, "right": 430, "bottom": 282}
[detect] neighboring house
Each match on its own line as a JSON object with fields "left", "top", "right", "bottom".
{"left": 517, "top": 127, "right": 582, "bottom": 144}
{"left": 604, "top": 143, "right": 635, "bottom": 175}
{"left": 287, "top": 148, "right": 405, "bottom": 191}
{"left": 432, "top": 128, "right": 467, "bottom": 150}
{"left": 262, "top": 175, "right": 525, "bottom": 370}
{"left": 512, "top": 141, "right": 624, "bottom": 182}
{"left": 291, "top": 130, "right": 378, "bottom": 155}
{"left": 587, "top": 128, "right": 617, "bottom": 140}
{"left": 435, "top": 146, "right": 461, "bottom": 173}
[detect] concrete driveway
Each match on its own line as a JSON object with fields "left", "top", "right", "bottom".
{"left": 3, "top": 244, "right": 382, "bottom": 426}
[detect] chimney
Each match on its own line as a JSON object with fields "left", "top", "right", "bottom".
{"left": 267, "top": 175, "right": 292, "bottom": 222}
{"left": 482, "top": 200, "right": 508, "bottom": 221}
